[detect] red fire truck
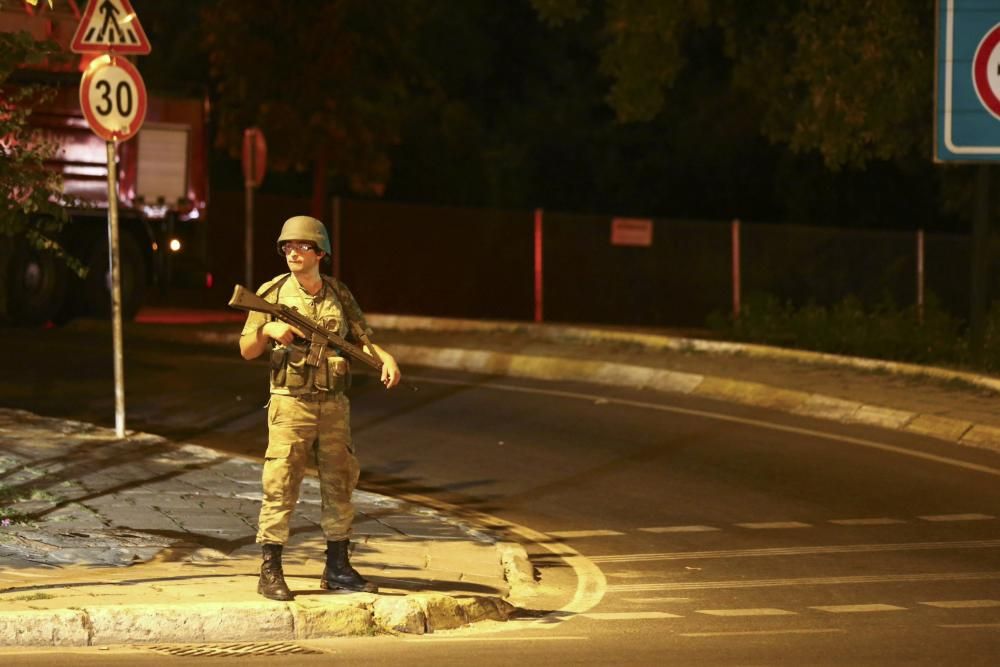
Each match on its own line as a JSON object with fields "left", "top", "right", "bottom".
{"left": 1, "top": 2, "right": 210, "bottom": 324}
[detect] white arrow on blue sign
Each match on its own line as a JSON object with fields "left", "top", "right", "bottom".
{"left": 936, "top": 0, "right": 1000, "bottom": 161}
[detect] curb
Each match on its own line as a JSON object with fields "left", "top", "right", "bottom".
{"left": 386, "top": 344, "right": 1000, "bottom": 455}
{"left": 0, "top": 594, "right": 515, "bottom": 647}
{"left": 68, "top": 315, "right": 1000, "bottom": 453}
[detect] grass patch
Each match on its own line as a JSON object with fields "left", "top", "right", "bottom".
{"left": 708, "top": 292, "right": 1000, "bottom": 376}
{"left": 4, "top": 592, "right": 54, "bottom": 602}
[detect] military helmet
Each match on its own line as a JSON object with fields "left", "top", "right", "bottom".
{"left": 276, "top": 215, "right": 332, "bottom": 256}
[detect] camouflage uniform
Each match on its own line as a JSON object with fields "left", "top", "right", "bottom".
{"left": 242, "top": 272, "right": 373, "bottom": 544}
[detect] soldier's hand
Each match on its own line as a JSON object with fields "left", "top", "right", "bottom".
{"left": 262, "top": 321, "right": 304, "bottom": 346}
{"left": 380, "top": 356, "right": 402, "bottom": 389}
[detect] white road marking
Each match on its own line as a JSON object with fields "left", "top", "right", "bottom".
{"left": 409, "top": 374, "right": 1000, "bottom": 479}
{"left": 591, "top": 539, "right": 1000, "bottom": 563}
{"left": 921, "top": 599, "right": 1000, "bottom": 609}
{"left": 622, "top": 596, "right": 692, "bottom": 603}
{"left": 359, "top": 484, "right": 607, "bottom": 633}
{"left": 697, "top": 608, "right": 796, "bottom": 617}
{"left": 828, "top": 518, "right": 907, "bottom": 526}
{"left": 607, "top": 571, "right": 1000, "bottom": 592}
{"left": 811, "top": 604, "right": 907, "bottom": 613}
{"left": 919, "top": 513, "right": 995, "bottom": 522}
{"left": 735, "top": 521, "right": 812, "bottom": 529}
{"left": 548, "top": 529, "right": 626, "bottom": 539}
{"left": 680, "top": 629, "right": 845, "bottom": 638}
{"left": 639, "top": 525, "right": 720, "bottom": 533}
{"left": 404, "top": 636, "right": 588, "bottom": 642}
{"left": 580, "top": 611, "right": 682, "bottom": 620}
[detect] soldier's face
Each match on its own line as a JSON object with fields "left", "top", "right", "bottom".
{"left": 282, "top": 240, "right": 324, "bottom": 273}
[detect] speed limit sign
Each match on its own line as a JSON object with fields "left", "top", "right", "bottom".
{"left": 79, "top": 55, "right": 147, "bottom": 142}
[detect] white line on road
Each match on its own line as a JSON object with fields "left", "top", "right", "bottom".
{"left": 548, "top": 529, "right": 626, "bottom": 539}
{"left": 919, "top": 513, "right": 995, "bottom": 522}
{"left": 735, "top": 521, "right": 813, "bottom": 530}
{"left": 697, "top": 608, "right": 796, "bottom": 617}
{"left": 590, "top": 539, "right": 1000, "bottom": 563}
{"left": 580, "top": 611, "right": 682, "bottom": 620}
{"left": 811, "top": 604, "right": 907, "bottom": 613}
{"left": 622, "top": 596, "right": 692, "bottom": 603}
{"left": 403, "top": 635, "right": 588, "bottom": 642}
{"left": 921, "top": 599, "right": 1000, "bottom": 608}
{"left": 828, "top": 518, "right": 907, "bottom": 526}
{"left": 606, "top": 571, "right": 1000, "bottom": 592}
{"left": 680, "top": 628, "right": 845, "bottom": 638}
{"left": 639, "top": 525, "right": 720, "bottom": 533}
{"left": 410, "top": 374, "right": 1000, "bottom": 479}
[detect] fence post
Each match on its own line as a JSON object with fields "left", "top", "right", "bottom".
{"left": 732, "top": 218, "right": 741, "bottom": 318}
{"left": 916, "top": 228, "right": 925, "bottom": 324}
{"left": 534, "top": 208, "right": 544, "bottom": 323}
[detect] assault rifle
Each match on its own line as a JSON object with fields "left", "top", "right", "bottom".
{"left": 228, "top": 284, "right": 415, "bottom": 390}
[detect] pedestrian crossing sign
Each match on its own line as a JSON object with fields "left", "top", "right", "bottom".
{"left": 70, "top": 0, "right": 151, "bottom": 55}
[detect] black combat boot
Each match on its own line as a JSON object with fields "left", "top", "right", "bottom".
{"left": 320, "top": 539, "right": 378, "bottom": 593}
{"left": 258, "top": 543, "right": 294, "bottom": 601}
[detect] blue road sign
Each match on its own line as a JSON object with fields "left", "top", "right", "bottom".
{"left": 936, "top": 0, "right": 1000, "bottom": 161}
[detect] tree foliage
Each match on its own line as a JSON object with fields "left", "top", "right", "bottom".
{"left": 533, "top": 0, "right": 935, "bottom": 171}
{"left": 0, "top": 29, "right": 82, "bottom": 273}
{"left": 200, "top": 0, "right": 426, "bottom": 196}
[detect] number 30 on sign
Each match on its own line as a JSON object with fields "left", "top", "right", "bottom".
{"left": 79, "top": 55, "right": 147, "bottom": 142}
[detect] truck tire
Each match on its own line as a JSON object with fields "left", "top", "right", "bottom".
{"left": 5, "top": 239, "right": 69, "bottom": 325}
{"left": 82, "top": 233, "right": 147, "bottom": 319}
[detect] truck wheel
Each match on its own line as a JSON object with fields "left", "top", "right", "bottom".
{"left": 5, "top": 240, "right": 69, "bottom": 325}
{"left": 82, "top": 234, "right": 147, "bottom": 319}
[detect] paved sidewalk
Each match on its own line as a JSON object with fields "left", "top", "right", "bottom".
{"left": 0, "top": 409, "right": 518, "bottom": 646}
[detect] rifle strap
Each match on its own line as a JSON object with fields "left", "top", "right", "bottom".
{"left": 257, "top": 274, "right": 291, "bottom": 331}
{"left": 260, "top": 273, "right": 368, "bottom": 344}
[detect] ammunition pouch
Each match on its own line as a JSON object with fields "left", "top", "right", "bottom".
{"left": 270, "top": 344, "right": 350, "bottom": 394}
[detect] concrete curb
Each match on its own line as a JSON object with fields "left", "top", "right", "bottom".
{"left": 366, "top": 314, "right": 1000, "bottom": 395}
{"left": 387, "top": 344, "right": 1000, "bottom": 455}
{"left": 71, "top": 314, "right": 1000, "bottom": 453}
{"left": 0, "top": 594, "right": 516, "bottom": 647}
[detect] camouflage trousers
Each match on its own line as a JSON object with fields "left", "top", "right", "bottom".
{"left": 256, "top": 392, "right": 359, "bottom": 544}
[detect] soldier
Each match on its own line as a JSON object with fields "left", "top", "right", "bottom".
{"left": 239, "top": 215, "right": 401, "bottom": 601}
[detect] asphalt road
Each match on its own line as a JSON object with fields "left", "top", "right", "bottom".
{"left": 2, "top": 325, "right": 1000, "bottom": 665}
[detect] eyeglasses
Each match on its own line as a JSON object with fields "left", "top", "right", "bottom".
{"left": 281, "top": 242, "right": 318, "bottom": 255}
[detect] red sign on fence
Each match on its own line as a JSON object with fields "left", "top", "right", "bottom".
{"left": 611, "top": 218, "right": 653, "bottom": 247}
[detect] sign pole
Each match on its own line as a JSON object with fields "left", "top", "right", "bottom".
{"left": 106, "top": 140, "right": 126, "bottom": 438}
{"left": 72, "top": 0, "right": 152, "bottom": 441}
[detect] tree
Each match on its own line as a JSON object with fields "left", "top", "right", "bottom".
{"left": 0, "top": 29, "right": 82, "bottom": 274}
{"left": 532, "top": 0, "right": 935, "bottom": 171}
{"left": 199, "top": 0, "right": 426, "bottom": 205}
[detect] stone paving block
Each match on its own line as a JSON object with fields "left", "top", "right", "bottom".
{"left": 425, "top": 542, "right": 503, "bottom": 579}
{"left": 905, "top": 414, "right": 973, "bottom": 442}
{"left": 291, "top": 602, "right": 375, "bottom": 639}
{"left": 106, "top": 515, "right": 183, "bottom": 532}
{"left": 590, "top": 362, "right": 658, "bottom": 388}
{"left": 959, "top": 424, "right": 1000, "bottom": 453}
{"left": 0, "top": 609, "right": 89, "bottom": 646}
{"left": 694, "top": 377, "right": 810, "bottom": 411}
{"left": 646, "top": 369, "right": 703, "bottom": 394}
{"left": 793, "top": 394, "right": 862, "bottom": 421}
{"left": 846, "top": 405, "right": 915, "bottom": 430}
{"left": 373, "top": 596, "right": 426, "bottom": 634}
{"left": 85, "top": 601, "right": 293, "bottom": 645}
